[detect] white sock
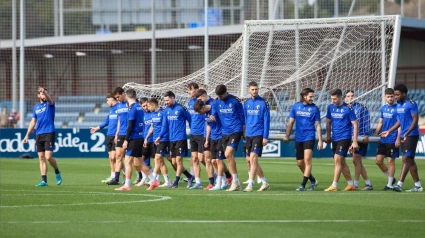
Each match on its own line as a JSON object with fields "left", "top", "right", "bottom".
{"left": 195, "top": 177, "right": 201, "bottom": 184}
{"left": 332, "top": 181, "right": 338, "bottom": 188}
{"left": 190, "top": 166, "right": 194, "bottom": 176}
{"left": 149, "top": 173, "right": 156, "bottom": 182}
{"left": 347, "top": 180, "right": 354, "bottom": 186}
{"left": 216, "top": 176, "right": 223, "bottom": 187}
{"left": 354, "top": 180, "right": 359, "bottom": 187}
{"left": 125, "top": 179, "right": 131, "bottom": 187}
{"left": 387, "top": 177, "right": 394, "bottom": 187}
{"left": 247, "top": 172, "right": 250, "bottom": 180}
{"left": 141, "top": 171, "right": 147, "bottom": 179}
{"left": 248, "top": 179, "right": 254, "bottom": 187}
{"left": 365, "top": 179, "right": 371, "bottom": 186}
{"left": 384, "top": 171, "right": 389, "bottom": 177}
{"left": 156, "top": 174, "right": 160, "bottom": 180}
{"left": 415, "top": 181, "right": 422, "bottom": 187}
{"left": 260, "top": 177, "right": 268, "bottom": 184}
{"left": 397, "top": 181, "right": 403, "bottom": 187}
{"left": 111, "top": 172, "right": 115, "bottom": 178}
{"left": 221, "top": 177, "right": 227, "bottom": 185}
{"left": 232, "top": 174, "right": 239, "bottom": 182}
{"left": 163, "top": 174, "right": 170, "bottom": 183}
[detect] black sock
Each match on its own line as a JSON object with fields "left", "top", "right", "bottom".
{"left": 309, "top": 174, "right": 316, "bottom": 183}
{"left": 183, "top": 170, "right": 192, "bottom": 178}
{"left": 208, "top": 177, "right": 215, "bottom": 185}
{"left": 42, "top": 175, "right": 47, "bottom": 183}
{"left": 115, "top": 172, "right": 120, "bottom": 182}
{"left": 224, "top": 171, "right": 231, "bottom": 179}
{"left": 54, "top": 168, "right": 60, "bottom": 174}
{"left": 138, "top": 172, "right": 143, "bottom": 179}
{"left": 301, "top": 176, "right": 309, "bottom": 187}
{"left": 174, "top": 176, "right": 181, "bottom": 185}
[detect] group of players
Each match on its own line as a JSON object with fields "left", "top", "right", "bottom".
{"left": 25, "top": 82, "right": 422, "bottom": 192}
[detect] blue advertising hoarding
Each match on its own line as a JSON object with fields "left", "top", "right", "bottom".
{"left": 1, "top": 129, "right": 425, "bottom": 158}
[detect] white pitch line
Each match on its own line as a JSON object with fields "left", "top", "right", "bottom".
{"left": 0, "top": 193, "right": 171, "bottom": 208}
{"left": 2, "top": 219, "right": 425, "bottom": 224}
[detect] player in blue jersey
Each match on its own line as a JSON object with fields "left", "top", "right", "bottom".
{"left": 324, "top": 89, "right": 357, "bottom": 192}
{"left": 210, "top": 84, "right": 244, "bottom": 191}
{"left": 106, "top": 87, "right": 128, "bottom": 185}
{"left": 242, "top": 82, "right": 270, "bottom": 192}
{"left": 23, "top": 87, "right": 62, "bottom": 187}
{"left": 144, "top": 97, "right": 172, "bottom": 189}
{"left": 187, "top": 82, "right": 207, "bottom": 189}
{"left": 115, "top": 89, "right": 156, "bottom": 191}
{"left": 382, "top": 84, "right": 422, "bottom": 192}
{"left": 285, "top": 88, "right": 321, "bottom": 191}
{"left": 345, "top": 90, "right": 373, "bottom": 190}
{"left": 195, "top": 89, "right": 233, "bottom": 190}
{"left": 155, "top": 91, "right": 194, "bottom": 189}
{"left": 373, "top": 88, "right": 400, "bottom": 190}
{"left": 90, "top": 93, "right": 118, "bottom": 183}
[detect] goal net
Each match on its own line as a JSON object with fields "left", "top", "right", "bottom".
{"left": 124, "top": 15, "right": 401, "bottom": 136}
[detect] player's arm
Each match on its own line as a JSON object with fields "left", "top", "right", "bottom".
{"left": 351, "top": 119, "right": 359, "bottom": 149}
{"left": 39, "top": 86, "right": 54, "bottom": 105}
{"left": 395, "top": 127, "right": 401, "bottom": 148}
{"left": 124, "top": 108, "right": 136, "bottom": 149}
{"left": 325, "top": 106, "right": 332, "bottom": 144}
{"left": 23, "top": 118, "right": 36, "bottom": 143}
{"left": 381, "top": 120, "right": 400, "bottom": 137}
{"left": 91, "top": 114, "right": 109, "bottom": 134}
{"left": 185, "top": 107, "right": 192, "bottom": 128}
{"left": 114, "top": 119, "right": 120, "bottom": 144}
{"left": 362, "top": 108, "right": 370, "bottom": 143}
{"left": 373, "top": 118, "right": 384, "bottom": 136}
{"left": 157, "top": 112, "right": 168, "bottom": 143}
{"left": 285, "top": 118, "right": 295, "bottom": 144}
{"left": 204, "top": 122, "right": 211, "bottom": 148}
{"left": 404, "top": 103, "right": 419, "bottom": 139}
{"left": 263, "top": 102, "right": 270, "bottom": 145}
{"left": 209, "top": 103, "right": 217, "bottom": 122}
{"left": 315, "top": 108, "right": 322, "bottom": 149}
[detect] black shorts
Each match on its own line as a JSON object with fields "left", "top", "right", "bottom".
{"left": 401, "top": 136, "right": 419, "bottom": 158}
{"left": 190, "top": 134, "right": 204, "bottom": 153}
{"left": 106, "top": 136, "right": 115, "bottom": 152}
{"left": 36, "top": 132, "right": 55, "bottom": 152}
{"left": 222, "top": 132, "right": 242, "bottom": 150}
{"left": 142, "top": 141, "right": 155, "bottom": 158}
{"left": 376, "top": 142, "right": 399, "bottom": 159}
{"left": 116, "top": 135, "right": 126, "bottom": 148}
{"left": 125, "top": 138, "right": 143, "bottom": 157}
{"left": 354, "top": 142, "right": 368, "bottom": 157}
{"left": 155, "top": 141, "right": 170, "bottom": 156}
{"left": 206, "top": 138, "right": 225, "bottom": 160}
{"left": 242, "top": 142, "right": 247, "bottom": 157}
{"left": 246, "top": 136, "right": 264, "bottom": 157}
{"left": 295, "top": 140, "right": 315, "bottom": 160}
{"left": 332, "top": 139, "right": 351, "bottom": 157}
{"left": 170, "top": 140, "right": 188, "bottom": 158}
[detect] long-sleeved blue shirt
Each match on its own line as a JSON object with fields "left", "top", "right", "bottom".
{"left": 244, "top": 95, "right": 270, "bottom": 139}
{"left": 99, "top": 103, "right": 118, "bottom": 136}
{"left": 351, "top": 102, "right": 370, "bottom": 137}
{"left": 204, "top": 98, "right": 222, "bottom": 140}
{"left": 326, "top": 103, "right": 357, "bottom": 142}
{"left": 397, "top": 98, "right": 419, "bottom": 137}
{"left": 160, "top": 102, "right": 191, "bottom": 142}
{"left": 143, "top": 111, "right": 153, "bottom": 142}
{"left": 211, "top": 94, "right": 245, "bottom": 135}
{"left": 188, "top": 97, "right": 205, "bottom": 136}
{"left": 116, "top": 101, "right": 129, "bottom": 136}
{"left": 152, "top": 108, "right": 169, "bottom": 142}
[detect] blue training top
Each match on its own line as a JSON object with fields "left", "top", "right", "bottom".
{"left": 188, "top": 97, "right": 205, "bottom": 136}
{"left": 289, "top": 101, "right": 321, "bottom": 142}
{"left": 211, "top": 94, "right": 245, "bottom": 135}
{"left": 380, "top": 104, "right": 398, "bottom": 144}
{"left": 244, "top": 95, "right": 270, "bottom": 139}
{"left": 116, "top": 101, "right": 129, "bottom": 136}
{"left": 397, "top": 98, "right": 419, "bottom": 137}
{"left": 326, "top": 103, "right": 357, "bottom": 142}
{"left": 127, "top": 102, "right": 144, "bottom": 139}
{"left": 32, "top": 100, "right": 55, "bottom": 135}
{"left": 99, "top": 103, "right": 118, "bottom": 136}
{"left": 160, "top": 102, "right": 191, "bottom": 142}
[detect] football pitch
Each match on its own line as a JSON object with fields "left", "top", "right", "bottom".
{"left": 1, "top": 158, "right": 424, "bottom": 238}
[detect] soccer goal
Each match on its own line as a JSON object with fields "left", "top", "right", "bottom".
{"left": 124, "top": 15, "right": 402, "bottom": 138}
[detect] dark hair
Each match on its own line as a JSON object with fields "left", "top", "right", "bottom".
{"left": 194, "top": 99, "right": 205, "bottom": 113}
{"left": 394, "top": 84, "right": 408, "bottom": 94}
{"left": 113, "top": 87, "right": 124, "bottom": 95}
{"left": 385, "top": 88, "right": 394, "bottom": 95}
{"left": 106, "top": 93, "right": 116, "bottom": 99}
{"left": 37, "top": 88, "right": 48, "bottom": 94}
{"left": 330, "top": 89, "right": 342, "bottom": 97}
{"left": 300, "top": 88, "right": 314, "bottom": 100}
{"left": 126, "top": 89, "right": 137, "bottom": 99}
{"left": 345, "top": 89, "right": 354, "bottom": 95}
{"left": 139, "top": 97, "right": 149, "bottom": 104}
{"left": 248, "top": 81, "right": 258, "bottom": 87}
{"left": 187, "top": 82, "right": 199, "bottom": 90}
{"left": 164, "top": 91, "right": 175, "bottom": 98}
{"left": 195, "top": 89, "right": 207, "bottom": 98}
{"left": 215, "top": 84, "right": 227, "bottom": 96}
{"left": 148, "top": 97, "right": 159, "bottom": 106}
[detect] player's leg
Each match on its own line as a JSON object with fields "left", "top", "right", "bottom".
{"left": 169, "top": 141, "right": 193, "bottom": 188}
{"left": 132, "top": 157, "right": 143, "bottom": 185}
{"left": 225, "top": 133, "right": 242, "bottom": 191}
{"left": 102, "top": 136, "right": 116, "bottom": 183}
{"left": 107, "top": 136, "right": 125, "bottom": 185}
{"left": 116, "top": 154, "right": 133, "bottom": 191}
{"left": 190, "top": 149, "right": 202, "bottom": 189}
{"left": 202, "top": 141, "right": 215, "bottom": 190}
{"left": 210, "top": 151, "right": 226, "bottom": 190}
{"left": 303, "top": 142, "right": 318, "bottom": 191}
{"left": 242, "top": 142, "right": 251, "bottom": 184}
{"left": 394, "top": 136, "right": 422, "bottom": 192}
{"left": 355, "top": 143, "right": 372, "bottom": 190}
{"left": 45, "top": 133, "right": 61, "bottom": 185}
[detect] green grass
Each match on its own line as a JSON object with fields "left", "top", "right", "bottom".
{"left": 1, "top": 158, "right": 425, "bottom": 238}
